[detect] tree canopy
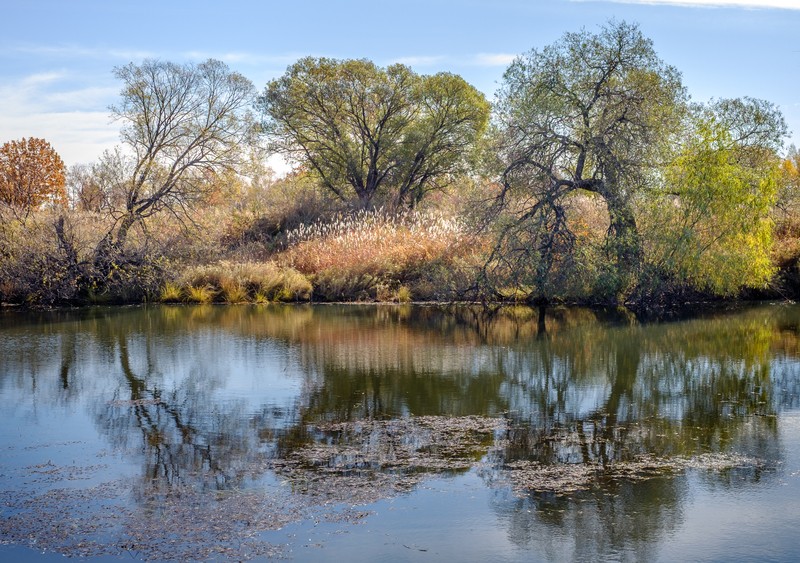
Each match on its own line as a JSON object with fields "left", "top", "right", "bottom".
{"left": 258, "top": 57, "right": 490, "bottom": 209}
{"left": 492, "top": 20, "right": 689, "bottom": 301}
{"left": 0, "top": 137, "right": 66, "bottom": 212}
{"left": 641, "top": 97, "right": 787, "bottom": 297}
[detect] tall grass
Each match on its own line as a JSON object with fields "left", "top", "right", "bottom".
{"left": 279, "top": 208, "right": 477, "bottom": 301}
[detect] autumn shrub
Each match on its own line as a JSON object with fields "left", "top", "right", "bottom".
{"left": 0, "top": 207, "right": 117, "bottom": 305}
{"left": 0, "top": 204, "right": 187, "bottom": 306}
{"left": 771, "top": 204, "right": 800, "bottom": 298}
{"left": 278, "top": 208, "right": 482, "bottom": 301}
{"left": 220, "top": 172, "right": 342, "bottom": 260}
{"left": 0, "top": 209, "right": 83, "bottom": 304}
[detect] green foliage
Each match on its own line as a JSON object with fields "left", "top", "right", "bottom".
{"left": 492, "top": 20, "right": 689, "bottom": 303}
{"left": 259, "top": 57, "right": 490, "bottom": 208}
{"left": 642, "top": 119, "right": 780, "bottom": 296}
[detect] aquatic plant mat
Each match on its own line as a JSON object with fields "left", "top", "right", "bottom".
{"left": 0, "top": 415, "right": 768, "bottom": 560}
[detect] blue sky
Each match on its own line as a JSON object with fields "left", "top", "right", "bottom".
{"left": 1, "top": 0, "right": 799, "bottom": 168}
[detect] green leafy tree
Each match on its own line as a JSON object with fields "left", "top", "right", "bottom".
{"left": 258, "top": 57, "right": 490, "bottom": 209}
{"left": 491, "top": 20, "right": 687, "bottom": 302}
{"left": 642, "top": 98, "right": 786, "bottom": 296}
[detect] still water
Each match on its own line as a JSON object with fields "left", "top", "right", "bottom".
{"left": 1, "top": 303, "right": 799, "bottom": 561}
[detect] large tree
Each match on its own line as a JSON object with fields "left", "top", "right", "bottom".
{"left": 98, "top": 58, "right": 255, "bottom": 257}
{"left": 258, "top": 57, "right": 490, "bottom": 209}
{"left": 0, "top": 137, "right": 66, "bottom": 213}
{"left": 492, "top": 20, "right": 688, "bottom": 302}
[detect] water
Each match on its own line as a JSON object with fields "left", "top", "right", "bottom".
{"left": 1, "top": 303, "right": 799, "bottom": 561}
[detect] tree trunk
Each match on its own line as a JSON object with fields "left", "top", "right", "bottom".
{"left": 93, "top": 212, "right": 138, "bottom": 287}
{"left": 596, "top": 181, "right": 642, "bottom": 303}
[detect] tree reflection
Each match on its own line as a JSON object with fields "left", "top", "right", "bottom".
{"left": 2, "top": 302, "right": 799, "bottom": 558}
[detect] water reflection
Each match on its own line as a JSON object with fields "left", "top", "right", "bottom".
{"left": 1, "top": 303, "right": 799, "bottom": 560}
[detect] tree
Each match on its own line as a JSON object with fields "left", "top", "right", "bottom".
{"left": 98, "top": 58, "right": 255, "bottom": 258}
{"left": 0, "top": 137, "right": 67, "bottom": 212}
{"left": 779, "top": 146, "right": 800, "bottom": 213}
{"left": 258, "top": 57, "right": 490, "bottom": 209}
{"left": 68, "top": 163, "right": 107, "bottom": 212}
{"left": 492, "top": 20, "right": 688, "bottom": 302}
{"left": 641, "top": 100, "right": 785, "bottom": 297}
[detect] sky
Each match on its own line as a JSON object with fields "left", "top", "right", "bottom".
{"left": 1, "top": 0, "right": 799, "bottom": 170}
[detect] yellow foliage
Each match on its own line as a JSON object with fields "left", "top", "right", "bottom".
{"left": 642, "top": 124, "right": 778, "bottom": 295}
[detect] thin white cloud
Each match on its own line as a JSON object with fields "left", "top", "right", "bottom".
{"left": 389, "top": 55, "right": 447, "bottom": 67}
{"left": 181, "top": 50, "right": 306, "bottom": 67}
{"left": 11, "top": 44, "right": 157, "bottom": 61}
{"left": 0, "top": 111, "right": 118, "bottom": 166}
{"left": 472, "top": 53, "right": 517, "bottom": 67}
{"left": 572, "top": 0, "right": 800, "bottom": 8}
{"left": 19, "top": 71, "right": 68, "bottom": 85}
{"left": 0, "top": 71, "right": 118, "bottom": 165}
{"left": 10, "top": 44, "right": 307, "bottom": 66}
{"left": 388, "top": 53, "right": 517, "bottom": 69}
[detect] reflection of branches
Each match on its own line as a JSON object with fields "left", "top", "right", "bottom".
{"left": 488, "top": 475, "right": 685, "bottom": 560}
{"left": 4, "top": 302, "right": 800, "bottom": 561}
{"left": 90, "top": 315, "right": 275, "bottom": 495}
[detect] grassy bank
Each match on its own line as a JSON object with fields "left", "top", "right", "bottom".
{"left": 2, "top": 180, "right": 799, "bottom": 310}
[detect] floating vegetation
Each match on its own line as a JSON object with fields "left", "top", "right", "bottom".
{"left": 493, "top": 452, "right": 767, "bottom": 496}
{"left": 0, "top": 481, "right": 292, "bottom": 560}
{"left": 107, "top": 397, "right": 163, "bottom": 407}
{"left": 270, "top": 415, "right": 506, "bottom": 503}
{"left": 0, "top": 416, "right": 773, "bottom": 560}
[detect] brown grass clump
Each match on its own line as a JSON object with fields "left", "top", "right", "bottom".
{"left": 159, "top": 282, "right": 182, "bottom": 303}
{"left": 186, "top": 284, "right": 216, "bottom": 304}
{"left": 176, "top": 261, "right": 312, "bottom": 303}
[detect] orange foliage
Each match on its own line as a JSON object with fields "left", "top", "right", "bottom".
{"left": 0, "top": 137, "right": 67, "bottom": 210}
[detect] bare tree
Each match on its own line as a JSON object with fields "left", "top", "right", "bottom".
{"left": 95, "top": 59, "right": 255, "bottom": 274}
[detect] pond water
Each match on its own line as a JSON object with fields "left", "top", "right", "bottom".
{"left": 1, "top": 303, "right": 799, "bottom": 561}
